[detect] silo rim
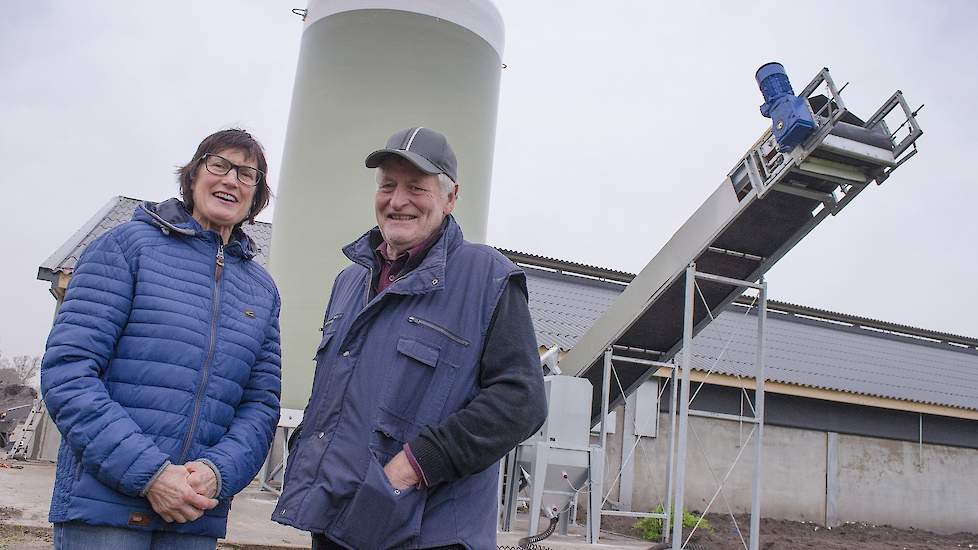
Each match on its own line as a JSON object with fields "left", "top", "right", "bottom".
{"left": 304, "top": 0, "right": 505, "bottom": 58}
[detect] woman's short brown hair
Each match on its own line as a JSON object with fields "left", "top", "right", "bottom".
{"left": 176, "top": 129, "right": 271, "bottom": 224}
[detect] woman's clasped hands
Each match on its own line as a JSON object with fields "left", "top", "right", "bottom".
{"left": 145, "top": 462, "right": 219, "bottom": 523}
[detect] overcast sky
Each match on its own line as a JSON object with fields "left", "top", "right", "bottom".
{"left": 1, "top": 1, "right": 975, "bottom": 359}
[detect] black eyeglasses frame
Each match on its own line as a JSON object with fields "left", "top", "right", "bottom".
{"left": 200, "top": 153, "right": 264, "bottom": 187}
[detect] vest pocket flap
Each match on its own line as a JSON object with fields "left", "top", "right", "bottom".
{"left": 313, "top": 330, "right": 335, "bottom": 359}
{"left": 375, "top": 412, "right": 415, "bottom": 443}
{"left": 396, "top": 337, "right": 440, "bottom": 368}
{"left": 375, "top": 407, "right": 422, "bottom": 444}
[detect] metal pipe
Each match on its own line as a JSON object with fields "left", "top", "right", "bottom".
{"left": 694, "top": 271, "right": 764, "bottom": 290}
{"left": 600, "top": 349, "right": 613, "bottom": 458}
{"left": 749, "top": 278, "right": 768, "bottom": 550}
{"left": 619, "top": 392, "right": 637, "bottom": 512}
{"left": 587, "top": 447, "right": 604, "bottom": 544}
{"left": 540, "top": 344, "right": 561, "bottom": 375}
{"left": 610, "top": 355, "right": 675, "bottom": 369}
{"left": 919, "top": 414, "right": 923, "bottom": 468}
{"left": 672, "top": 264, "right": 696, "bottom": 550}
{"left": 496, "top": 455, "right": 505, "bottom": 532}
{"left": 595, "top": 347, "right": 613, "bottom": 543}
{"left": 602, "top": 511, "right": 670, "bottom": 518}
{"left": 501, "top": 447, "right": 519, "bottom": 531}
{"left": 689, "top": 409, "right": 760, "bottom": 424}
{"left": 771, "top": 182, "right": 837, "bottom": 204}
{"left": 528, "top": 443, "right": 548, "bottom": 537}
{"left": 740, "top": 387, "right": 745, "bottom": 446}
{"left": 663, "top": 361, "right": 678, "bottom": 545}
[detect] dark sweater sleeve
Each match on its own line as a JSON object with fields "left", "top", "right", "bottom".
{"left": 408, "top": 278, "right": 547, "bottom": 488}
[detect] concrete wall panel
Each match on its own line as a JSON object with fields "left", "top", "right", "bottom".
{"left": 625, "top": 415, "right": 826, "bottom": 522}
{"left": 835, "top": 434, "right": 978, "bottom": 533}
{"left": 611, "top": 413, "right": 978, "bottom": 534}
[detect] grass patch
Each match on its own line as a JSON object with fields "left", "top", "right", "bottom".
{"left": 633, "top": 505, "right": 713, "bottom": 541}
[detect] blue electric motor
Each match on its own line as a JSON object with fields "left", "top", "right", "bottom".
{"left": 756, "top": 62, "right": 816, "bottom": 152}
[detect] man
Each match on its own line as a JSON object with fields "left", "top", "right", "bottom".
{"left": 273, "top": 127, "right": 547, "bottom": 549}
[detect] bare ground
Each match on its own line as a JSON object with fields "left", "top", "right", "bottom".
{"left": 600, "top": 513, "right": 978, "bottom": 550}
{"left": 3, "top": 510, "right": 976, "bottom": 549}
{"left": 0, "top": 520, "right": 285, "bottom": 550}
{"left": 0, "top": 523, "right": 52, "bottom": 550}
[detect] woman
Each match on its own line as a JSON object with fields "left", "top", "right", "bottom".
{"left": 41, "top": 129, "right": 282, "bottom": 549}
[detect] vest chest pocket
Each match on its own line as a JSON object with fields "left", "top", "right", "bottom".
{"left": 381, "top": 337, "right": 458, "bottom": 427}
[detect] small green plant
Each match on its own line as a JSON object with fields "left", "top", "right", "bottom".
{"left": 633, "top": 505, "right": 712, "bottom": 541}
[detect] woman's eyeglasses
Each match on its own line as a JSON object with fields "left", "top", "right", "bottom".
{"left": 201, "top": 154, "right": 264, "bottom": 186}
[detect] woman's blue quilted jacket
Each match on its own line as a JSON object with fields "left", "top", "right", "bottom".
{"left": 40, "top": 199, "right": 282, "bottom": 538}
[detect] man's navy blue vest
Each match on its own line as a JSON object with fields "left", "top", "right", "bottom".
{"left": 274, "top": 216, "right": 523, "bottom": 549}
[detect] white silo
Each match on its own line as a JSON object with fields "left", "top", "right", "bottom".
{"left": 269, "top": 0, "right": 505, "bottom": 408}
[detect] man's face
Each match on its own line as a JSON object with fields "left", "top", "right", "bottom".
{"left": 375, "top": 157, "right": 457, "bottom": 256}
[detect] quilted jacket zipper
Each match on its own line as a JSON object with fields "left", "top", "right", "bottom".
{"left": 178, "top": 244, "right": 224, "bottom": 462}
{"left": 407, "top": 316, "right": 470, "bottom": 347}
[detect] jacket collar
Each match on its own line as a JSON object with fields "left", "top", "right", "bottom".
{"left": 134, "top": 198, "right": 257, "bottom": 260}
{"left": 343, "top": 215, "right": 464, "bottom": 296}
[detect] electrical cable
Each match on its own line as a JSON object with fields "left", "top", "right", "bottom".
{"left": 516, "top": 516, "right": 559, "bottom": 548}
{"left": 565, "top": 476, "right": 589, "bottom": 493}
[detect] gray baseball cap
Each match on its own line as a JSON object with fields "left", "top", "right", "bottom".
{"left": 365, "top": 127, "right": 458, "bottom": 183}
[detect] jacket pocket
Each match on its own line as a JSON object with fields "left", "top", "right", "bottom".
{"left": 334, "top": 452, "right": 425, "bottom": 549}
{"left": 313, "top": 328, "right": 337, "bottom": 361}
{"left": 306, "top": 327, "right": 339, "bottom": 424}
{"left": 312, "top": 313, "right": 343, "bottom": 362}
{"left": 312, "top": 312, "right": 343, "bottom": 360}
{"left": 371, "top": 409, "right": 419, "bottom": 464}
{"left": 406, "top": 316, "right": 469, "bottom": 347}
{"left": 382, "top": 338, "right": 457, "bottom": 426}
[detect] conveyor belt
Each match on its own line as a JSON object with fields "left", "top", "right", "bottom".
{"left": 563, "top": 68, "right": 923, "bottom": 425}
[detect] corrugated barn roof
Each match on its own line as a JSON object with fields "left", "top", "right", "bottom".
{"left": 522, "top": 263, "right": 978, "bottom": 412}
{"left": 38, "top": 196, "right": 978, "bottom": 413}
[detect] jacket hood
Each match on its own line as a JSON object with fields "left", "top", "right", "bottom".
{"left": 134, "top": 198, "right": 258, "bottom": 259}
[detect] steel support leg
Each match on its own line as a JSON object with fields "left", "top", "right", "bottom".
{"left": 588, "top": 446, "right": 604, "bottom": 544}
{"left": 528, "top": 443, "right": 549, "bottom": 537}
{"left": 502, "top": 446, "right": 520, "bottom": 532}
{"left": 749, "top": 279, "right": 768, "bottom": 550}
{"left": 558, "top": 508, "right": 570, "bottom": 535}
{"left": 497, "top": 453, "right": 506, "bottom": 532}
{"left": 570, "top": 492, "right": 578, "bottom": 527}
{"left": 599, "top": 348, "right": 613, "bottom": 459}
{"left": 672, "top": 264, "right": 696, "bottom": 550}
{"left": 587, "top": 348, "right": 613, "bottom": 544}
{"left": 620, "top": 392, "right": 637, "bottom": 511}
{"left": 663, "top": 365, "right": 678, "bottom": 545}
